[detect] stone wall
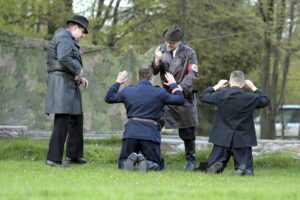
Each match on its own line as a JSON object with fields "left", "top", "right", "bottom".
{"left": 0, "top": 29, "right": 153, "bottom": 133}
{"left": 0, "top": 125, "right": 28, "bottom": 138}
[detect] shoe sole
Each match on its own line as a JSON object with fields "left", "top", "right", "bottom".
{"left": 45, "top": 161, "right": 70, "bottom": 168}
{"left": 136, "top": 154, "right": 147, "bottom": 172}
{"left": 137, "top": 160, "right": 147, "bottom": 172}
{"left": 123, "top": 153, "right": 138, "bottom": 171}
{"left": 206, "top": 162, "right": 223, "bottom": 173}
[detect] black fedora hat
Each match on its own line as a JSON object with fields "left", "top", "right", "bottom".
{"left": 162, "top": 25, "right": 184, "bottom": 42}
{"left": 67, "top": 15, "right": 89, "bottom": 34}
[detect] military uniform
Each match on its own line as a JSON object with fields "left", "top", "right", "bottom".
{"left": 105, "top": 80, "right": 184, "bottom": 170}
{"left": 45, "top": 15, "right": 89, "bottom": 164}
{"left": 149, "top": 25, "right": 199, "bottom": 169}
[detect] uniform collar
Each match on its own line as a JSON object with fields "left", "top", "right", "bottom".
{"left": 139, "top": 80, "right": 152, "bottom": 85}
{"left": 60, "top": 28, "right": 76, "bottom": 41}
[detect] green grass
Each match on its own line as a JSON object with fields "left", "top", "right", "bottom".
{"left": 1, "top": 138, "right": 300, "bottom": 200}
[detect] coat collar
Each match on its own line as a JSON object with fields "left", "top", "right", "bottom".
{"left": 138, "top": 80, "right": 152, "bottom": 85}
{"left": 59, "top": 28, "right": 77, "bottom": 42}
{"left": 229, "top": 86, "right": 244, "bottom": 92}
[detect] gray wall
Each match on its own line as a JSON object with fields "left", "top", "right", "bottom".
{"left": 0, "top": 29, "right": 154, "bottom": 133}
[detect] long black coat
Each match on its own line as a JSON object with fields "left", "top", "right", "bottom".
{"left": 199, "top": 86, "right": 270, "bottom": 148}
{"left": 150, "top": 43, "right": 199, "bottom": 129}
{"left": 45, "top": 28, "right": 83, "bottom": 114}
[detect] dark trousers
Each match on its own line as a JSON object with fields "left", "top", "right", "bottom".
{"left": 208, "top": 144, "right": 253, "bottom": 172}
{"left": 179, "top": 127, "right": 196, "bottom": 162}
{"left": 118, "top": 138, "right": 164, "bottom": 170}
{"left": 47, "top": 114, "right": 84, "bottom": 162}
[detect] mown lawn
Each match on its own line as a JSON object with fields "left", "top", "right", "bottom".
{"left": 0, "top": 138, "right": 300, "bottom": 200}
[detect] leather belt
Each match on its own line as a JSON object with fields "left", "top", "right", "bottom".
{"left": 48, "top": 71, "right": 75, "bottom": 80}
{"left": 128, "top": 117, "right": 158, "bottom": 125}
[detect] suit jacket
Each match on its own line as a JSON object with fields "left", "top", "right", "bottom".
{"left": 199, "top": 86, "right": 270, "bottom": 148}
{"left": 105, "top": 80, "right": 184, "bottom": 143}
{"left": 45, "top": 28, "right": 83, "bottom": 114}
{"left": 149, "top": 43, "right": 199, "bottom": 128}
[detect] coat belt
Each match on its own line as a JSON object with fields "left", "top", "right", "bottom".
{"left": 128, "top": 117, "right": 158, "bottom": 125}
{"left": 48, "top": 71, "right": 75, "bottom": 80}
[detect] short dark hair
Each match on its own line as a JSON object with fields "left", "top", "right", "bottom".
{"left": 139, "top": 68, "right": 153, "bottom": 80}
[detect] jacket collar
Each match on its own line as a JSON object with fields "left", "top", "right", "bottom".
{"left": 138, "top": 80, "right": 152, "bottom": 85}
{"left": 59, "top": 28, "right": 76, "bottom": 42}
{"left": 160, "top": 43, "right": 184, "bottom": 52}
{"left": 229, "top": 86, "right": 244, "bottom": 91}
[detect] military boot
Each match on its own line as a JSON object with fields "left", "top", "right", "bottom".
{"left": 183, "top": 140, "right": 196, "bottom": 170}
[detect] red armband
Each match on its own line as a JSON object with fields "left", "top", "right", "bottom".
{"left": 187, "top": 64, "right": 198, "bottom": 73}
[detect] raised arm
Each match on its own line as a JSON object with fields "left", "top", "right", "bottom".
{"left": 199, "top": 80, "right": 228, "bottom": 104}
{"left": 104, "top": 71, "right": 128, "bottom": 103}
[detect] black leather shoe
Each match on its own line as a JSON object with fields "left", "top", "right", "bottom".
{"left": 45, "top": 160, "right": 70, "bottom": 167}
{"left": 66, "top": 157, "right": 88, "bottom": 164}
{"left": 136, "top": 154, "right": 147, "bottom": 172}
{"left": 123, "top": 152, "right": 138, "bottom": 171}
{"left": 184, "top": 160, "right": 195, "bottom": 171}
{"left": 146, "top": 160, "right": 160, "bottom": 171}
{"left": 206, "top": 162, "right": 223, "bottom": 173}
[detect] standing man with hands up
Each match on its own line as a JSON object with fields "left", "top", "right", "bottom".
{"left": 199, "top": 70, "right": 270, "bottom": 176}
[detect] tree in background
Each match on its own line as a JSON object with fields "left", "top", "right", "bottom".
{"left": 1, "top": 0, "right": 300, "bottom": 137}
{"left": 257, "top": 0, "right": 300, "bottom": 139}
{"left": 0, "top": 0, "right": 73, "bottom": 39}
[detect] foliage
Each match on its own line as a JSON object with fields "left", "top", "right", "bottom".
{"left": 256, "top": 0, "right": 300, "bottom": 138}
{"left": 1, "top": 0, "right": 300, "bottom": 135}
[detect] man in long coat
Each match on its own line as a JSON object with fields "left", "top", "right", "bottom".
{"left": 45, "top": 15, "right": 89, "bottom": 167}
{"left": 199, "top": 71, "right": 270, "bottom": 175}
{"left": 150, "top": 25, "right": 199, "bottom": 170}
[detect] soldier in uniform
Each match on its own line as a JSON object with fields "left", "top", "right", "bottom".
{"left": 150, "top": 25, "right": 199, "bottom": 170}
{"left": 105, "top": 68, "right": 184, "bottom": 171}
{"left": 45, "top": 15, "right": 89, "bottom": 167}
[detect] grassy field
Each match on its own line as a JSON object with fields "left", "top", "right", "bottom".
{"left": 1, "top": 138, "right": 300, "bottom": 200}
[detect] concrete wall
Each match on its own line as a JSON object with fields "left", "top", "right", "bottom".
{"left": 0, "top": 29, "right": 153, "bottom": 133}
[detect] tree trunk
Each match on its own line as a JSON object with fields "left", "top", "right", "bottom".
{"left": 259, "top": 0, "right": 276, "bottom": 139}
{"left": 107, "top": 0, "right": 121, "bottom": 49}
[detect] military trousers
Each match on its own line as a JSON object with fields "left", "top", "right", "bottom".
{"left": 46, "top": 114, "right": 84, "bottom": 162}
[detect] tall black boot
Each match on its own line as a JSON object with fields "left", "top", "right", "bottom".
{"left": 184, "top": 140, "right": 196, "bottom": 170}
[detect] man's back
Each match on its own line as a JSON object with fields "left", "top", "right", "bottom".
{"left": 105, "top": 70, "right": 184, "bottom": 143}
{"left": 106, "top": 80, "right": 184, "bottom": 121}
{"left": 200, "top": 86, "right": 270, "bottom": 148}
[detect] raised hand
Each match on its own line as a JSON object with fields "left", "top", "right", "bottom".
{"left": 154, "top": 47, "right": 163, "bottom": 65}
{"left": 163, "top": 72, "right": 176, "bottom": 86}
{"left": 213, "top": 79, "right": 228, "bottom": 91}
{"left": 244, "top": 80, "right": 257, "bottom": 91}
{"left": 116, "top": 71, "right": 128, "bottom": 84}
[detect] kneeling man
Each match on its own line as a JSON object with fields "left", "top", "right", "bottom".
{"left": 105, "top": 68, "right": 184, "bottom": 171}
{"left": 199, "top": 70, "right": 270, "bottom": 175}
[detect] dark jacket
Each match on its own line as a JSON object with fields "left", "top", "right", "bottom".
{"left": 199, "top": 86, "right": 270, "bottom": 148}
{"left": 105, "top": 80, "right": 184, "bottom": 143}
{"left": 149, "top": 43, "right": 198, "bottom": 128}
{"left": 45, "top": 28, "right": 83, "bottom": 114}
